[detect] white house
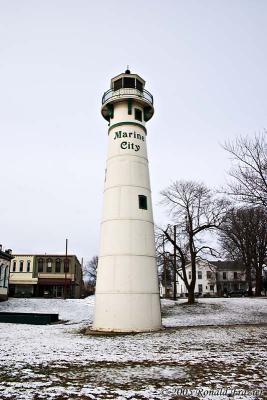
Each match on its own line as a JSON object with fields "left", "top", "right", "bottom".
{"left": 160, "top": 258, "right": 254, "bottom": 298}
{"left": 176, "top": 260, "right": 217, "bottom": 297}
{"left": 210, "top": 260, "right": 247, "bottom": 296}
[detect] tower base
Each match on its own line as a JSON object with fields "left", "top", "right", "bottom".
{"left": 92, "top": 293, "right": 162, "bottom": 333}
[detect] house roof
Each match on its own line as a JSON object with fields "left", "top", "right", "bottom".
{"left": 210, "top": 260, "right": 245, "bottom": 271}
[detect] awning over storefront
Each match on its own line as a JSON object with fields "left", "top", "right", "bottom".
{"left": 10, "top": 281, "right": 37, "bottom": 285}
{"left": 38, "top": 279, "right": 72, "bottom": 286}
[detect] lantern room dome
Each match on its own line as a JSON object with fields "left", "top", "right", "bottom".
{"left": 101, "top": 71, "right": 154, "bottom": 122}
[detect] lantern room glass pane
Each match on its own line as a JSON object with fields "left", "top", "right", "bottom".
{"left": 114, "top": 78, "right": 123, "bottom": 91}
{"left": 136, "top": 79, "right": 143, "bottom": 91}
{"left": 123, "top": 77, "right": 135, "bottom": 88}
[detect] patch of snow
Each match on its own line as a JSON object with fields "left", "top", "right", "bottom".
{"left": 0, "top": 296, "right": 266, "bottom": 399}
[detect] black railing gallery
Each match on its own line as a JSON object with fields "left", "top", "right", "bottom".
{"left": 102, "top": 87, "right": 153, "bottom": 106}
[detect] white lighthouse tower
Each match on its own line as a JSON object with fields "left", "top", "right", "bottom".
{"left": 93, "top": 69, "right": 162, "bottom": 332}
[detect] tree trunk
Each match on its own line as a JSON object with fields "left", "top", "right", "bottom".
{"left": 248, "top": 284, "right": 253, "bottom": 296}
{"left": 246, "top": 265, "right": 253, "bottom": 296}
{"left": 187, "top": 287, "right": 195, "bottom": 304}
{"left": 255, "top": 267, "right": 262, "bottom": 296}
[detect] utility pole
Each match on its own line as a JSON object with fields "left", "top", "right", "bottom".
{"left": 81, "top": 257, "right": 84, "bottom": 297}
{"left": 163, "top": 237, "right": 167, "bottom": 298}
{"left": 64, "top": 238, "right": 68, "bottom": 300}
{"left": 173, "top": 225, "right": 177, "bottom": 301}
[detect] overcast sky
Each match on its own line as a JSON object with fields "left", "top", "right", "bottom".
{"left": 1, "top": 0, "right": 267, "bottom": 260}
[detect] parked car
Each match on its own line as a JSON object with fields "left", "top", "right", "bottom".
{"left": 227, "top": 289, "right": 248, "bottom": 297}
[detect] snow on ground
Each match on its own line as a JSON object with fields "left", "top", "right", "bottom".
{"left": 0, "top": 297, "right": 266, "bottom": 400}
{"left": 162, "top": 297, "right": 267, "bottom": 327}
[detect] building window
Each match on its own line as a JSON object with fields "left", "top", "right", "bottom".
{"left": 234, "top": 272, "right": 238, "bottom": 280}
{"left": 197, "top": 271, "right": 202, "bottom": 280}
{"left": 27, "top": 261, "right": 31, "bottom": 272}
{"left": 13, "top": 261, "right": 16, "bottom": 272}
{"left": 223, "top": 272, "right": 227, "bottom": 280}
{"left": 138, "top": 195, "right": 147, "bottom": 210}
{"left": 198, "top": 284, "right": 203, "bottom": 293}
{"left": 134, "top": 108, "right": 142, "bottom": 122}
{"left": 188, "top": 271, "right": 192, "bottom": 280}
{"left": 55, "top": 258, "right": 61, "bottom": 273}
{"left": 107, "top": 104, "right": 114, "bottom": 119}
{"left": 210, "top": 284, "right": 214, "bottom": 291}
{"left": 207, "top": 271, "right": 212, "bottom": 279}
{"left": 47, "top": 259, "right": 52, "bottom": 273}
{"left": 4, "top": 266, "right": 9, "bottom": 288}
{"left": 64, "top": 259, "right": 69, "bottom": 273}
{"left": 38, "top": 258, "right": 44, "bottom": 273}
{"left": 19, "top": 261, "right": 23, "bottom": 272}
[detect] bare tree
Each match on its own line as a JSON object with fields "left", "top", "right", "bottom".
{"left": 161, "top": 180, "right": 229, "bottom": 304}
{"left": 220, "top": 206, "right": 267, "bottom": 296}
{"left": 224, "top": 133, "right": 267, "bottom": 207}
{"left": 83, "top": 256, "right": 98, "bottom": 286}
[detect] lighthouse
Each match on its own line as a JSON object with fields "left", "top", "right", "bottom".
{"left": 93, "top": 69, "right": 162, "bottom": 332}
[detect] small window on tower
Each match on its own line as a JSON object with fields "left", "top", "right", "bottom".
{"left": 138, "top": 195, "right": 147, "bottom": 210}
{"left": 114, "top": 78, "right": 122, "bottom": 91}
{"left": 134, "top": 108, "right": 142, "bottom": 122}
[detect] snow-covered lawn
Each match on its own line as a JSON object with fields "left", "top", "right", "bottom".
{"left": 0, "top": 297, "right": 266, "bottom": 400}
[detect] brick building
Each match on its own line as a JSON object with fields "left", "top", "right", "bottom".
{"left": 9, "top": 254, "right": 83, "bottom": 298}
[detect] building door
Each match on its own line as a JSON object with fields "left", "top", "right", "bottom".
{"left": 54, "top": 285, "right": 63, "bottom": 298}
